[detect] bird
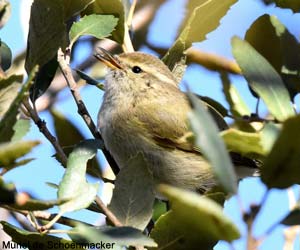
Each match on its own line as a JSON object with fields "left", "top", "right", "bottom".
{"left": 94, "top": 48, "right": 257, "bottom": 194}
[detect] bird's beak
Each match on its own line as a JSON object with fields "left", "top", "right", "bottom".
{"left": 94, "top": 47, "right": 122, "bottom": 70}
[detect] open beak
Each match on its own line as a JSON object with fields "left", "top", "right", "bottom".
{"left": 94, "top": 47, "right": 122, "bottom": 70}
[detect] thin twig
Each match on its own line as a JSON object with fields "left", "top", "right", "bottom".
{"left": 122, "top": 26, "right": 135, "bottom": 52}
{"left": 57, "top": 48, "right": 122, "bottom": 229}
{"left": 57, "top": 48, "right": 120, "bottom": 175}
{"left": 95, "top": 195, "right": 122, "bottom": 227}
{"left": 10, "top": 211, "right": 35, "bottom": 231}
{"left": 58, "top": 48, "right": 99, "bottom": 138}
{"left": 283, "top": 226, "right": 300, "bottom": 250}
{"left": 2, "top": 207, "right": 92, "bottom": 228}
{"left": 22, "top": 98, "right": 68, "bottom": 165}
{"left": 127, "top": 0, "right": 138, "bottom": 28}
{"left": 122, "top": 0, "right": 137, "bottom": 52}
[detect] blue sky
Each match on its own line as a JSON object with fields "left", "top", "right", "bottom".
{"left": 1, "top": 0, "right": 300, "bottom": 249}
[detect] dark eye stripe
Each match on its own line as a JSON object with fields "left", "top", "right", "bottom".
{"left": 132, "top": 66, "right": 142, "bottom": 73}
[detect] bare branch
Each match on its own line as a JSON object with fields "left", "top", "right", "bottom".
{"left": 95, "top": 195, "right": 122, "bottom": 227}
{"left": 22, "top": 98, "right": 68, "bottom": 166}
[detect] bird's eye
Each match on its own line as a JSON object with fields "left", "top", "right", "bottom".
{"left": 132, "top": 66, "right": 142, "bottom": 73}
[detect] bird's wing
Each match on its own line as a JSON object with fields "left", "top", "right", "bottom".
{"left": 133, "top": 89, "right": 200, "bottom": 153}
{"left": 132, "top": 85, "right": 229, "bottom": 153}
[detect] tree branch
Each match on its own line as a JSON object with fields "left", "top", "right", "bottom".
{"left": 57, "top": 48, "right": 120, "bottom": 175}
{"left": 95, "top": 195, "right": 122, "bottom": 227}
{"left": 22, "top": 98, "right": 68, "bottom": 166}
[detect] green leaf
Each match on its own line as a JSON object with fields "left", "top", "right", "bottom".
{"left": 1, "top": 221, "right": 76, "bottom": 249}
{"left": 245, "top": 14, "right": 300, "bottom": 99}
{"left": 25, "top": 0, "right": 66, "bottom": 73}
{"left": 245, "top": 14, "right": 282, "bottom": 74}
{"left": 232, "top": 36, "right": 295, "bottom": 121}
{"left": 11, "top": 119, "right": 31, "bottom": 142}
{"left": 188, "top": 93, "right": 237, "bottom": 194}
{"left": 199, "top": 96, "right": 229, "bottom": 118}
{"left": 150, "top": 210, "right": 216, "bottom": 250}
{"left": 29, "top": 57, "right": 58, "bottom": 103}
{"left": 270, "top": 15, "right": 300, "bottom": 99}
{"left": 109, "top": 153, "right": 155, "bottom": 230}
{"left": 220, "top": 73, "right": 255, "bottom": 131}
{"left": 58, "top": 139, "right": 101, "bottom": 213}
{"left": 63, "top": 0, "right": 94, "bottom": 20}
{"left": 0, "top": 67, "right": 37, "bottom": 143}
{"left": 264, "top": 0, "right": 300, "bottom": 13}
{"left": 51, "top": 109, "right": 103, "bottom": 178}
{"left": 73, "top": 224, "right": 157, "bottom": 248}
{"left": 0, "top": 0, "right": 11, "bottom": 29}
{"left": 221, "top": 73, "right": 251, "bottom": 117}
{"left": 280, "top": 207, "right": 300, "bottom": 226}
{"left": 152, "top": 199, "right": 167, "bottom": 222}
{"left": 0, "top": 74, "right": 22, "bottom": 117}
{"left": 221, "top": 129, "right": 266, "bottom": 158}
{"left": 0, "top": 178, "right": 16, "bottom": 204}
{"left": 261, "top": 115, "right": 300, "bottom": 189}
{"left": 51, "top": 109, "right": 85, "bottom": 147}
{"left": 0, "top": 140, "right": 40, "bottom": 167}
{"left": 260, "top": 122, "right": 280, "bottom": 153}
{"left": 83, "top": 0, "right": 126, "bottom": 44}
{"left": 163, "top": 0, "right": 237, "bottom": 70}
{"left": 69, "top": 14, "right": 118, "bottom": 48}
{"left": 158, "top": 185, "right": 240, "bottom": 242}
{"left": 0, "top": 40, "right": 12, "bottom": 71}
{"left": 9, "top": 198, "right": 68, "bottom": 211}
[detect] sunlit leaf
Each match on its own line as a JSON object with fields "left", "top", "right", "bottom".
{"left": 222, "top": 129, "right": 266, "bottom": 157}
{"left": 0, "top": 74, "right": 22, "bottom": 117}
{"left": 83, "top": 0, "right": 126, "bottom": 44}
{"left": 221, "top": 73, "right": 251, "bottom": 117}
{"left": 151, "top": 210, "right": 217, "bottom": 250}
{"left": 11, "top": 119, "right": 31, "bottom": 142}
{"left": 69, "top": 14, "right": 118, "bottom": 48}
{"left": 163, "top": 0, "right": 237, "bottom": 70}
{"left": 158, "top": 185, "right": 240, "bottom": 243}
{"left": 0, "top": 140, "right": 40, "bottom": 167}
{"left": 232, "top": 37, "right": 295, "bottom": 121}
{"left": 58, "top": 139, "right": 101, "bottom": 213}
{"left": 109, "top": 153, "right": 155, "bottom": 230}
{"left": 0, "top": 67, "right": 36, "bottom": 142}
{"left": 261, "top": 115, "right": 300, "bottom": 189}
{"left": 188, "top": 93, "right": 237, "bottom": 194}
